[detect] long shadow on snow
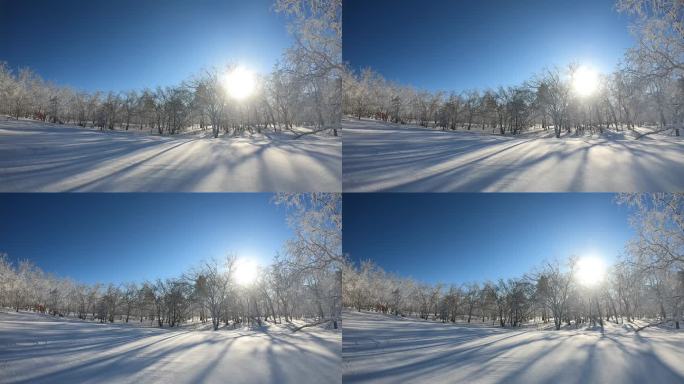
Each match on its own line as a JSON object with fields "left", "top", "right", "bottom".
{"left": 64, "top": 139, "right": 200, "bottom": 191}
{"left": 10, "top": 331, "right": 255, "bottom": 384}
{"left": 344, "top": 331, "right": 549, "bottom": 383}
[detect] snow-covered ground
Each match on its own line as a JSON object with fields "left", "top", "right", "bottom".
{"left": 0, "top": 310, "right": 341, "bottom": 384}
{"left": 0, "top": 119, "right": 341, "bottom": 192}
{"left": 343, "top": 310, "right": 684, "bottom": 384}
{"left": 342, "top": 118, "right": 684, "bottom": 192}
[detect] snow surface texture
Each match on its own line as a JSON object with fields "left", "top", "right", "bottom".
{"left": 342, "top": 310, "right": 684, "bottom": 384}
{"left": 0, "top": 119, "right": 341, "bottom": 192}
{"left": 0, "top": 311, "right": 341, "bottom": 384}
{"left": 342, "top": 118, "right": 684, "bottom": 192}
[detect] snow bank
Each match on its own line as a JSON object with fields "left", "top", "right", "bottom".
{"left": 342, "top": 118, "right": 684, "bottom": 192}
{"left": 0, "top": 119, "right": 341, "bottom": 192}
{"left": 0, "top": 310, "right": 341, "bottom": 384}
{"left": 343, "top": 310, "right": 684, "bottom": 384}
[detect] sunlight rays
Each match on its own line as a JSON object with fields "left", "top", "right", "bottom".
{"left": 234, "top": 258, "right": 259, "bottom": 286}
{"left": 575, "top": 255, "right": 606, "bottom": 287}
{"left": 221, "top": 66, "right": 256, "bottom": 100}
{"left": 571, "top": 65, "right": 599, "bottom": 97}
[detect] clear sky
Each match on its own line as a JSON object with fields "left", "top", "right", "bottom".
{"left": 0, "top": 0, "right": 291, "bottom": 92}
{"left": 0, "top": 193, "right": 292, "bottom": 285}
{"left": 343, "top": 194, "right": 634, "bottom": 284}
{"left": 343, "top": 0, "right": 635, "bottom": 91}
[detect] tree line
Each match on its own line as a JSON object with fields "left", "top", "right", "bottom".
{"left": 0, "top": 193, "right": 343, "bottom": 331}
{"left": 0, "top": 0, "right": 341, "bottom": 137}
{"left": 343, "top": 193, "right": 684, "bottom": 331}
{"left": 343, "top": 0, "right": 683, "bottom": 138}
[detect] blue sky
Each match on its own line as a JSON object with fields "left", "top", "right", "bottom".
{"left": 0, "top": 194, "right": 292, "bottom": 284}
{"left": 0, "top": 0, "right": 291, "bottom": 91}
{"left": 343, "top": 0, "right": 635, "bottom": 91}
{"left": 343, "top": 194, "right": 634, "bottom": 284}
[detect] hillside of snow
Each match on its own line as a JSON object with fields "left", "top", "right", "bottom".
{"left": 0, "top": 310, "right": 341, "bottom": 384}
{"left": 342, "top": 118, "right": 684, "bottom": 192}
{"left": 342, "top": 310, "right": 684, "bottom": 384}
{"left": 0, "top": 119, "right": 341, "bottom": 192}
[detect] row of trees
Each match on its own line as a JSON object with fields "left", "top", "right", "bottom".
{"left": 343, "top": 193, "right": 684, "bottom": 331}
{"left": 0, "top": 193, "right": 343, "bottom": 331}
{"left": 343, "top": 0, "right": 683, "bottom": 138}
{"left": 0, "top": 254, "right": 340, "bottom": 330}
{"left": 344, "top": 64, "right": 682, "bottom": 139}
{"left": 0, "top": 0, "right": 341, "bottom": 137}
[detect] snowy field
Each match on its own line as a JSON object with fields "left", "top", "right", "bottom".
{"left": 0, "top": 119, "right": 341, "bottom": 192}
{"left": 342, "top": 118, "right": 684, "bottom": 192}
{"left": 0, "top": 310, "right": 341, "bottom": 384}
{"left": 343, "top": 310, "right": 684, "bottom": 384}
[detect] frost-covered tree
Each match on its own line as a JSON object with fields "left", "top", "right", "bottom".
{"left": 619, "top": 193, "right": 684, "bottom": 269}
{"left": 535, "top": 259, "right": 576, "bottom": 330}
{"left": 0, "top": 194, "right": 341, "bottom": 333}
{"left": 0, "top": 0, "right": 342, "bottom": 137}
{"left": 617, "top": 0, "right": 684, "bottom": 80}
{"left": 343, "top": 195, "right": 684, "bottom": 329}
{"left": 618, "top": 192, "right": 684, "bottom": 328}
{"left": 191, "top": 256, "right": 236, "bottom": 330}
{"left": 274, "top": 0, "right": 342, "bottom": 135}
{"left": 273, "top": 193, "right": 343, "bottom": 328}
{"left": 341, "top": 0, "right": 683, "bottom": 137}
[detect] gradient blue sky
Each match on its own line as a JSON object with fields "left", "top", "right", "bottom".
{"left": 344, "top": 194, "right": 634, "bottom": 284}
{"left": 0, "top": 194, "right": 291, "bottom": 284}
{"left": 343, "top": 0, "right": 635, "bottom": 91}
{"left": 0, "top": 0, "right": 291, "bottom": 92}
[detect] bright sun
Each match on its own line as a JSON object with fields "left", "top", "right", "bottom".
{"left": 575, "top": 256, "right": 606, "bottom": 287}
{"left": 234, "top": 258, "right": 259, "bottom": 286}
{"left": 572, "top": 66, "right": 599, "bottom": 97}
{"left": 221, "top": 66, "right": 256, "bottom": 100}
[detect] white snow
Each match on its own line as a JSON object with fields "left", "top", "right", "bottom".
{"left": 0, "top": 119, "right": 341, "bottom": 192}
{"left": 343, "top": 310, "right": 684, "bottom": 384}
{"left": 0, "top": 310, "right": 341, "bottom": 384}
{"left": 342, "top": 118, "right": 684, "bottom": 192}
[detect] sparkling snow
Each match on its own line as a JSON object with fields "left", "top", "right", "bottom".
{"left": 0, "top": 310, "right": 341, "bottom": 384}
{"left": 0, "top": 119, "right": 341, "bottom": 192}
{"left": 343, "top": 310, "right": 684, "bottom": 384}
{"left": 342, "top": 118, "right": 684, "bottom": 192}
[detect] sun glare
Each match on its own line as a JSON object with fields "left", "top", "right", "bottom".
{"left": 222, "top": 66, "right": 256, "bottom": 100}
{"left": 234, "top": 258, "right": 259, "bottom": 286}
{"left": 575, "top": 256, "right": 606, "bottom": 287}
{"left": 572, "top": 66, "right": 599, "bottom": 97}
